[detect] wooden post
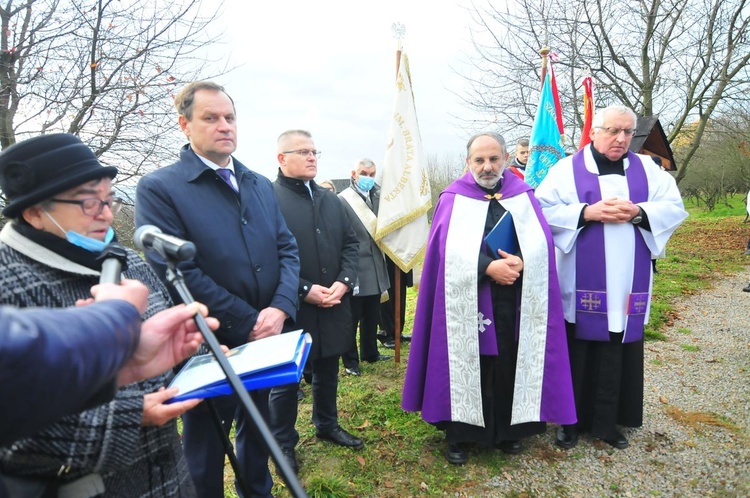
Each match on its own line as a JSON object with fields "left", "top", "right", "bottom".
{"left": 540, "top": 46, "right": 550, "bottom": 88}
{"left": 394, "top": 269, "right": 402, "bottom": 363}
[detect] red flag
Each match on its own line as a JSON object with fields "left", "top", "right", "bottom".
{"left": 579, "top": 75, "right": 594, "bottom": 149}
{"left": 549, "top": 60, "right": 565, "bottom": 137}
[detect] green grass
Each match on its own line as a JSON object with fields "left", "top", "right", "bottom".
{"left": 645, "top": 194, "right": 748, "bottom": 340}
{"left": 680, "top": 344, "right": 700, "bottom": 352}
{"left": 217, "top": 194, "right": 749, "bottom": 497}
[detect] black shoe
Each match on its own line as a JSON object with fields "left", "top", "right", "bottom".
{"left": 743, "top": 283, "right": 750, "bottom": 292}
{"left": 316, "top": 426, "right": 364, "bottom": 449}
{"left": 382, "top": 339, "right": 396, "bottom": 349}
{"left": 296, "top": 388, "right": 304, "bottom": 401}
{"left": 280, "top": 446, "right": 298, "bottom": 475}
{"left": 555, "top": 426, "right": 579, "bottom": 450}
{"left": 496, "top": 440, "right": 522, "bottom": 455}
{"left": 601, "top": 430, "right": 629, "bottom": 450}
{"left": 365, "top": 354, "right": 392, "bottom": 363}
{"left": 399, "top": 334, "right": 412, "bottom": 343}
{"left": 344, "top": 366, "right": 361, "bottom": 376}
{"left": 376, "top": 330, "right": 390, "bottom": 343}
{"left": 444, "top": 443, "right": 468, "bottom": 464}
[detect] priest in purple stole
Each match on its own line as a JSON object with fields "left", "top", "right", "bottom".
{"left": 402, "top": 133, "right": 576, "bottom": 465}
{"left": 536, "top": 105, "right": 687, "bottom": 450}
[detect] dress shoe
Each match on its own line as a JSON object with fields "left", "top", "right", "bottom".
{"left": 399, "top": 334, "right": 412, "bottom": 343}
{"left": 743, "top": 283, "right": 750, "bottom": 292}
{"left": 344, "top": 366, "right": 361, "bottom": 376}
{"left": 555, "top": 426, "right": 579, "bottom": 450}
{"left": 382, "top": 339, "right": 396, "bottom": 349}
{"left": 376, "top": 330, "right": 389, "bottom": 343}
{"left": 601, "top": 430, "right": 629, "bottom": 450}
{"left": 444, "top": 443, "right": 468, "bottom": 464}
{"left": 496, "top": 440, "right": 522, "bottom": 455}
{"left": 365, "top": 354, "right": 392, "bottom": 363}
{"left": 316, "top": 426, "right": 364, "bottom": 449}
{"left": 296, "top": 388, "right": 304, "bottom": 401}
{"left": 280, "top": 446, "right": 298, "bottom": 475}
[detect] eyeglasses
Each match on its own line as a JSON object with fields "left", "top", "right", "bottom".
{"left": 595, "top": 126, "right": 636, "bottom": 137}
{"left": 282, "top": 149, "right": 322, "bottom": 158}
{"left": 49, "top": 197, "right": 123, "bottom": 216}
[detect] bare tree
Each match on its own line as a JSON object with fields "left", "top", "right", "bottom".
{"left": 460, "top": 0, "right": 750, "bottom": 183}
{"left": 0, "top": 0, "right": 224, "bottom": 205}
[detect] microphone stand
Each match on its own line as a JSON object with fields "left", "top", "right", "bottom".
{"left": 163, "top": 260, "right": 307, "bottom": 498}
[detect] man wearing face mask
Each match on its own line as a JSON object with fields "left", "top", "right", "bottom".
{"left": 0, "top": 134, "right": 199, "bottom": 497}
{"left": 338, "top": 159, "right": 391, "bottom": 376}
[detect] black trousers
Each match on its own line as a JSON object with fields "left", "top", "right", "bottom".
{"left": 181, "top": 390, "right": 273, "bottom": 498}
{"left": 343, "top": 295, "right": 381, "bottom": 367}
{"left": 564, "top": 322, "right": 644, "bottom": 440}
{"left": 269, "top": 354, "right": 340, "bottom": 448}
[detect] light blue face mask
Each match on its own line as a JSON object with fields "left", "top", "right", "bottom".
{"left": 66, "top": 226, "right": 115, "bottom": 252}
{"left": 44, "top": 211, "right": 115, "bottom": 252}
{"left": 357, "top": 175, "right": 375, "bottom": 192}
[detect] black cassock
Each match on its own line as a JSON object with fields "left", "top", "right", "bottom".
{"left": 438, "top": 184, "right": 545, "bottom": 445}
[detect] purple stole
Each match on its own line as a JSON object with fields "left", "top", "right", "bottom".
{"left": 572, "top": 150, "right": 651, "bottom": 343}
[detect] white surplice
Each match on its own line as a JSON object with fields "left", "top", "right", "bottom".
{"left": 535, "top": 149, "right": 688, "bottom": 333}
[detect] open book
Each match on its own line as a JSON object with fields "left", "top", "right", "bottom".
{"left": 167, "top": 329, "right": 312, "bottom": 402}
{"left": 484, "top": 210, "right": 519, "bottom": 257}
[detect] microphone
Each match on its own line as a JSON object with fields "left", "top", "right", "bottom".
{"left": 134, "top": 225, "right": 197, "bottom": 262}
{"left": 97, "top": 243, "right": 129, "bottom": 284}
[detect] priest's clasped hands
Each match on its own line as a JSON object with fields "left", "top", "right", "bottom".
{"left": 486, "top": 250, "right": 524, "bottom": 286}
{"left": 583, "top": 197, "right": 641, "bottom": 223}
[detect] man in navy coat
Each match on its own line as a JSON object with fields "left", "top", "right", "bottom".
{"left": 135, "top": 81, "right": 299, "bottom": 498}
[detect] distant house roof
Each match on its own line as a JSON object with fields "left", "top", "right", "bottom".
{"left": 629, "top": 116, "right": 677, "bottom": 171}
{"left": 327, "top": 178, "right": 350, "bottom": 194}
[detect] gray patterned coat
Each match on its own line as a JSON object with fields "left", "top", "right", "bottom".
{"left": 0, "top": 223, "right": 195, "bottom": 497}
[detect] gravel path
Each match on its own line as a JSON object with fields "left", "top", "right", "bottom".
{"left": 478, "top": 269, "right": 750, "bottom": 497}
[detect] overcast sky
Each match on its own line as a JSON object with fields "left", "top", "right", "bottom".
{"left": 214, "top": 0, "right": 478, "bottom": 181}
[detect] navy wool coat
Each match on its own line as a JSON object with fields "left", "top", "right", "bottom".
{"left": 135, "top": 145, "right": 300, "bottom": 348}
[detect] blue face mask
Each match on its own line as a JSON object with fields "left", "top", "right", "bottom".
{"left": 65, "top": 226, "right": 115, "bottom": 252}
{"left": 44, "top": 211, "right": 115, "bottom": 252}
{"left": 357, "top": 175, "right": 375, "bottom": 192}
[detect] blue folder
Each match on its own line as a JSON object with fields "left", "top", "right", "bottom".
{"left": 484, "top": 210, "right": 519, "bottom": 257}
{"left": 167, "top": 330, "right": 312, "bottom": 403}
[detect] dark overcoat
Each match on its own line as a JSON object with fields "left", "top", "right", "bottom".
{"left": 338, "top": 182, "right": 390, "bottom": 296}
{"left": 273, "top": 173, "right": 359, "bottom": 360}
{"left": 135, "top": 145, "right": 300, "bottom": 348}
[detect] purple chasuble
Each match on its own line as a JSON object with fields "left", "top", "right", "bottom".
{"left": 402, "top": 170, "right": 576, "bottom": 426}
{"left": 572, "top": 150, "right": 651, "bottom": 343}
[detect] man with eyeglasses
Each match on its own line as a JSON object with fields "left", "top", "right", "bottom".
{"left": 0, "top": 133, "right": 201, "bottom": 497}
{"left": 536, "top": 105, "right": 687, "bottom": 450}
{"left": 136, "top": 81, "right": 299, "bottom": 498}
{"left": 269, "top": 130, "right": 364, "bottom": 474}
{"left": 339, "top": 158, "right": 392, "bottom": 376}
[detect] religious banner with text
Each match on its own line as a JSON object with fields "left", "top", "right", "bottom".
{"left": 375, "top": 51, "right": 431, "bottom": 272}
